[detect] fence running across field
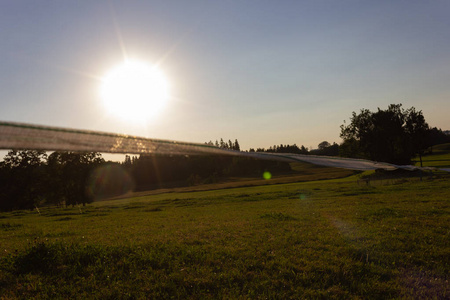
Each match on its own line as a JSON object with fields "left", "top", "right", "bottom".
{"left": 0, "top": 121, "right": 446, "bottom": 172}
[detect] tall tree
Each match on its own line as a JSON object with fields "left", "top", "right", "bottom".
{"left": 234, "top": 139, "right": 241, "bottom": 151}
{"left": 47, "top": 152, "right": 104, "bottom": 206}
{"left": 340, "top": 104, "right": 430, "bottom": 165}
{"left": 404, "top": 107, "right": 429, "bottom": 167}
{"left": 123, "top": 155, "right": 132, "bottom": 168}
{"left": 300, "top": 145, "right": 309, "bottom": 154}
{"left": 0, "top": 150, "right": 47, "bottom": 211}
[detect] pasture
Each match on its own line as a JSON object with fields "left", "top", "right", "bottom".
{"left": 415, "top": 143, "right": 450, "bottom": 169}
{"left": 0, "top": 173, "right": 449, "bottom": 299}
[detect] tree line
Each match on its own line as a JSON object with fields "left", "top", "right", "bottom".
{"left": 0, "top": 149, "right": 291, "bottom": 211}
{"left": 205, "top": 138, "right": 240, "bottom": 151}
{"left": 247, "top": 142, "right": 339, "bottom": 156}
{"left": 0, "top": 151, "right": 104, "bottom": 211}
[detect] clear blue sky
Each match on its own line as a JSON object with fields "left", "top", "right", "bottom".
{"left": 1, "top": 1, "right": 449, "bottom": 152}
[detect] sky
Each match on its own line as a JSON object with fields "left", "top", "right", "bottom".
{"left": 1, "top": 1, "right": 450, "bottom": 155}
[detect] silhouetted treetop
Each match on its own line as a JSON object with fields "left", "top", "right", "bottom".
{"left": 340, "top": 104, "right": 430, "bottom": 165}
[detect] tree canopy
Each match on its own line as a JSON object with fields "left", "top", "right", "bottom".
{"left": 339, "top": 104, "right": 431, "bottom": 165}
{"left": 0, "top": 151, "right": 104, "bottom": 211}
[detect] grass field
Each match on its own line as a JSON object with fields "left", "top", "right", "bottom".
{"left": 414, "top": 143, "right": 450, "bottom": 168}
{"left": 107, "top": 161, "right": 355, "bottom": 201}
{"left": 1, "top": 174, "right": 449, "bottom": 299}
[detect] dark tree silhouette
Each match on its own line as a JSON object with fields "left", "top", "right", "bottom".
{"left": 340, "top": 104, "right": 431, "bottom": 164}
{"left": 0, "top": 150, "right": 47, "bottom": 211}
{"left": 426, "top": 127, "right": 450, "bottom": 153}
{"left": 318, "top": 141, "right": 331, "bottom": 150}
{"left": 311, "top": 142, "right": 339, "bottom": 156}
{"left": 234, "top": 139, "right": 241, "bottom": 151}
{"left": 404, "top": 107, "right": 429, "bottom": 167}
{"left": 47, "top": 152, "right": 104, "bottom": 206}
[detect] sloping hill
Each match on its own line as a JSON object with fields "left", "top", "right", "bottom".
{"left": 109, "top": 162, "right": 354, "bottom": 200}
{"left": 415, "top": 143, "right": 450, "bottom": 168}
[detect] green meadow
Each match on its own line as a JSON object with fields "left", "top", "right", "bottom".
{"left": 1, "top": 170, "right": 449, "bottom": 299}
{"left": 415, "top": 143, "right": 450, "bottom": 169}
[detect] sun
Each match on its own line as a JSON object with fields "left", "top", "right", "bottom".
{"left": 100, "top": 60, "right": 170, "bottom": 122}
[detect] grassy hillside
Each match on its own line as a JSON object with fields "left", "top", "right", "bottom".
{"left": 1, "top": 177, "right": 448, "bottom": 298}
{"left": 109, "top": 162, "right": 355, "bottom": 200}
{"left": 414, "top": 143, "right": 450, "bottom": 168}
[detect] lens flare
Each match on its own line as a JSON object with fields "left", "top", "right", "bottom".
{"left": 87, "top": 164, "right": 134, "bottom": 200}
{"left": 263, "top": 171, "right": 272, "bottom": 180}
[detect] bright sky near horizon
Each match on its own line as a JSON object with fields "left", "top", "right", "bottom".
{"left": 1, "top": 1, "right": 449, "bottom": 153}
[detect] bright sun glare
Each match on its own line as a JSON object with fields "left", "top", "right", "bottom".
{"left": 100, "top": 60, "right": 170, "bottom": 122}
